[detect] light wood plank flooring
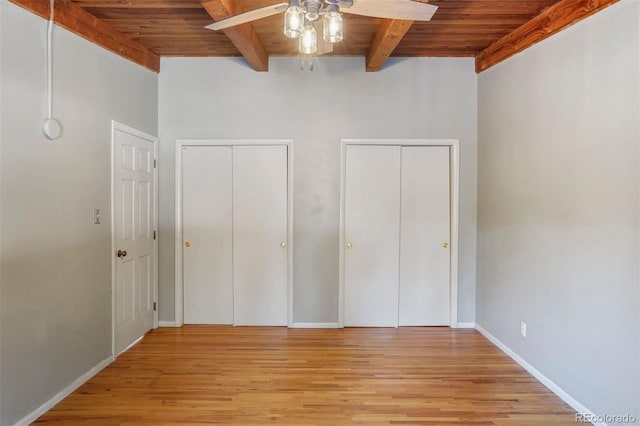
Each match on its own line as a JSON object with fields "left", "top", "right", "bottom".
{"left": 36, "top": 326, "right": 577, "bottom": 425}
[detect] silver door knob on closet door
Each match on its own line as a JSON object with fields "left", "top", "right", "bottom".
{"left": 346, "top": 243, "right": 353, "bottom": 249}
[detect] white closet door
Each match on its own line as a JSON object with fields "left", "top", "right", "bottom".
{"left": 344, "top": 145, "right": 401, "bottom": 327}
{"left": 233, "top": 146, "right": 288, "bottom": 326}
{"left": 182, "top": 146, "right": 233, "bottom": 324}
{"left": 399, "top": 146, "right": 450, "bottom": 326}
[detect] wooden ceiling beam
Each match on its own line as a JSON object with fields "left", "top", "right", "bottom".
{"left": 9, "top": 0, "right": 160, "bottom": 72}
{"left": 475, "top": 0, "right": 619, "bottom": 73}
{"left": 366, "top": 19, "right": 414, "bottom": 72}
{"left": 201, "top": 0, "right": 269, "bottom": 72}
{"left": 71, "top": 0, "right": 205, "bottom": 8}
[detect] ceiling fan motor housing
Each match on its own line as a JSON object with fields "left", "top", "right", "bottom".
{"left": 303, "top": 0, "right": 352, "bottom": 21}
{"left": 305, "top": 1, "right": 322, "bottom": 21}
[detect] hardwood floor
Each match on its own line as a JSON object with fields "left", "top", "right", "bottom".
{"left": 36, "top": 326, "right": 577, "bottom": 425}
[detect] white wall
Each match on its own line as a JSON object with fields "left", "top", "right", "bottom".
{"left": 158, "top": 56, "right": 478, "bottom": 324}
{"left": 0, "top": 2, "right": 4, "bottom": 422}
{"left": 477, "top": 0, "right": 640, "bottom": 421}
{"left": 0, "top": 1, "right": 158, "bottom": 424}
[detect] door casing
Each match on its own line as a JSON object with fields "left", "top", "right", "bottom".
{"left": 174, "top": 139, "right": 294, "bottom": 327}
{"left": 339, "top": 139, "right": 460, "bottom": 328}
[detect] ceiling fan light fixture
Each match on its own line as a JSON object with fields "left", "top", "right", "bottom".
{"left": 323, "top": 7, "right": 343, "bottom": 43}
{"left": 299, "top": 24, "right": 318, "bottom": 55}
{"left": 284, "top": 5, "right": 305, "bottom": 38}
{"left": 206, "top": 0, "right": 439, "bottom": 61}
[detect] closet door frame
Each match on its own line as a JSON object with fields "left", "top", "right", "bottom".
{"left": 339, "top": 139, "right": 460, "bottom": 328}
{"left": 174, "top": 139, "right": 294, "bottom": 327}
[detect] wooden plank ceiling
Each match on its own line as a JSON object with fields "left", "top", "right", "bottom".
{"left": 10, "top": 0, "right": 619, "bottom": 72}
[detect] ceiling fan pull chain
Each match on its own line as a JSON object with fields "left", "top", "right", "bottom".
{"left": 300, "top": 55, "right": 314, "bottom": 72}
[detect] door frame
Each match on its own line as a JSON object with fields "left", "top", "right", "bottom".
{"left": 339, "top": 139, "right": 460, "bottom": 328}
{"left": 110, "top": 121, "right": 159, "bottom": 357}
{"left": 174, "top": 139, "right": 294, "bottom": 327}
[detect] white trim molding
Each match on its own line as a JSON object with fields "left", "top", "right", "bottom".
{"left": 174, "top": 139, "right": 294, "bottom": 328}
{"left": 338, "top": 139, "right": 461, "bottom": 328}
{"left": 158, "top": 321, "right": 179, "bottom": 327}
{"left": 475, "top": 324, "right": 605, "bottom": 426}
{"left": 290, "top": 323, "right": 340, "bottom": 328}
{"left": 13, "top": 356, "right": 113, "bottom": 426}
{"left": 456, "top": 322, "right": 476, "bottom": 329}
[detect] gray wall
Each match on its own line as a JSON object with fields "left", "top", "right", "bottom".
{"left": 2, "top": 0, "right": 637, "bottom": 423}
{"left": 0, "top": 1, "right": 158, "bottom": 424}
{"left": 477, "top": 0, "right": 640, "bottom": 421}
{"left": 158, "top": 56, "right": 478, "bottom": 324}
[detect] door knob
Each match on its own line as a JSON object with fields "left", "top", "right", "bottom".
{"left": 280, "top": 242, "right": 287, "bottom": 248}
{"left": 443, "top": 242, "right": 449, "bottom": 249}
{"left": 346, "top": 242, "right": 352, "bottom": 249}
{"left": 116, "top": 249, "right": 127, "bottom": 258}
{"left": 185, "top": 241, "right": 191, "bottom": 248}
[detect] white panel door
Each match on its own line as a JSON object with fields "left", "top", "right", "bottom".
{"left": 182, "top": 146, "right": 233, "bottom": 324}
{"left": 344, "top": 145, "right": 401, "bottom": 327}
{"left": 114, "top": 128, "right": 156, "bottom": 355}
{"left": 399, "top": 146, "right": 450, "bottom": 326}
{"left": 233, "top": 146, "right": 288, "bottom": 326}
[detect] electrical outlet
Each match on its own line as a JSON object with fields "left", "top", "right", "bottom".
{"left": 520, "top": 321, "right": 527, "bottom": 338}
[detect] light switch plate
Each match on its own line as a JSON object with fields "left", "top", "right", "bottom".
{"left": 93, "top": 208, "right": 101, "bottom": 225}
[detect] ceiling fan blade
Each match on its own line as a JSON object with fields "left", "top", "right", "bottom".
{"left": 206, "top": 2, "right": 288, "bottom": 31}
{"left": 342, "top": 0, "right": 438, "bottom": 21}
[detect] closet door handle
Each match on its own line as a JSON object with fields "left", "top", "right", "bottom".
{"left": 346, "top": 242, "right": 353, "bottom": 249}
{"left": 280, "top": 242, "right": 287, "bottom": 248}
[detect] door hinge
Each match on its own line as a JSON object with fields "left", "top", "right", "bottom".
{"left": 154, "top": 159, "right": 157, "bottom": 168}
{"left": 153, "top": 302, "right": 157, "bottom": 311}
{"left": 153, "top": 230, "right": 156, "bottom": 240}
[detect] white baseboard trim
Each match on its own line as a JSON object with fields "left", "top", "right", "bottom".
{"left": 474, "top": 324, "right": 605, "bottom": 426}
{"left": 158, "top": 320, "right": 179, "bottom": 327}
{"left": 13, "top": 356, "right": 113, "bottom": 426}
{"left": 290, "top": 322, "right": 340, "bottom": 328}
{"left": 456, "top": 322, "right": 475, "bottom": 329}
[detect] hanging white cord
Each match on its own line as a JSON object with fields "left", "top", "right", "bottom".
{"left": 46, "top": 0, "right": 54, "bottom": 120}
{"left": 42, "top": 0, "right": 62, "bottom": 140}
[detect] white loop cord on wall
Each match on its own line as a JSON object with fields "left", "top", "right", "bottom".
{"left": 42, "top": 0, "right": 62, "bottom": 140}
{"left": 47, "top": 0, "right": 53, "bottom": 120}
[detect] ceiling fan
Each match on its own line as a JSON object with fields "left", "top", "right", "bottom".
{"left": 206, "top": 0, "right": 438, "bottom": 56}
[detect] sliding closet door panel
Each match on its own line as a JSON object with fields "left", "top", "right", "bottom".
{"left": 344, "top": 145, "right": 401, "bottom": 327}
{"left": 182, "top": 146, "right": 233, "bottom": 324}
{"left": 399, "top": 146, "right": 450, "bottom": 326}
{"left": 233, "top": 145, "right": 288, "bottom": 326}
